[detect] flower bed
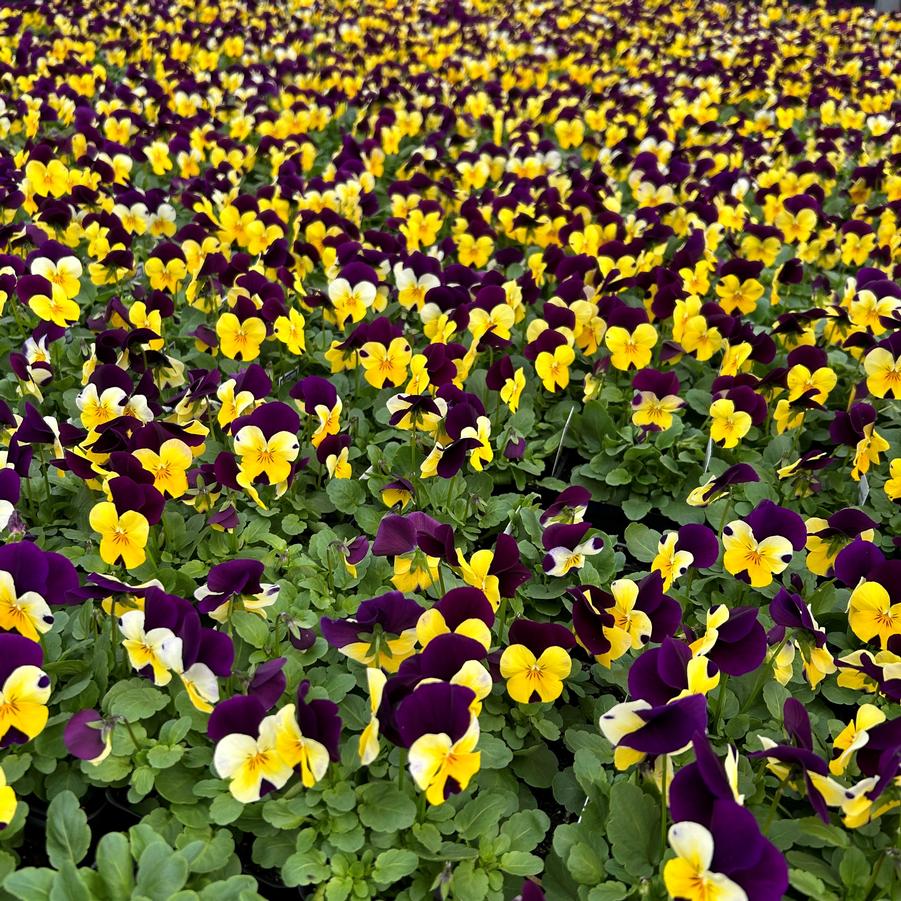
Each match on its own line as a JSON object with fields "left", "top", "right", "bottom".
{"left": 0, "top": 0, "right": 899, "bottom": 898}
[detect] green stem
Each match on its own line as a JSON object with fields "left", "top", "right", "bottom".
{"left": 659, "top": 760, "right": 669, "bottom": 859}
{"left": 739, "top": 636, "right": 787, "bottom": 715}
{"left": 763, "top": 776, "right": 788, "bottom": 833}
{"left": 121, "top": 719, "right": 141, "bottom": 753}
{"left": 495, "top": 595, "right": 509, "bottom": 644}
{"left": 711, "top": 674, "right": 729, "bottom": 736}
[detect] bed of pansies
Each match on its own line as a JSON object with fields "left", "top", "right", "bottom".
{"left": 0, "top": 0, "right": 899, "bottom": 898}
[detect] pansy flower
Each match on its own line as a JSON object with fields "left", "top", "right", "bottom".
{"left": 541, "top": 522, "right": 604, "bottom": 577}
{"left": 599, "top": 694, "right": 707, "bottom": 771}
{"left": 89, "top": 496, "right": 150, "bottom": 570}
{"left": 629, "top": 638, "right": 721, "bottom": 706}
{"left": 722, "top": 501, "right": 806, "bottom": 588}
{"left": 359, "top": 668, "right": 388, "bottom": 765}
{"left": 416, "top": 587, "right": 494, "bottom": 649}
{"left": 273, "top": 681, "right": 342, "bottom": 788}
{"left": 666, "top": 736, "right": 788, "bottom": 901}
{"left": 769, "top": 588, "right": 835, "bottom": 688}
{"left": 232, "top": 402, "right": 300, "bottom": 491}
{"left": 208, "top": 696, "right": 293, "bottom": 803}
{"left": 803, "top": 508, "right": 876, "bottom": 577}
{"left": 0, "top": 634, "right": 51, "bottom": 748}
{"left": 320, "top": 592, "right": 422, "bottom": 672}
{"left": 829, "top": 403, "right": 890, "bottom": 482}
{"left": 539, "top": 486, "right": 590, "bottom": 526}
{"left": 194, "top": 559, "right": 279, "bottom": 622}
{"left": 396, "top": 681, "right": 480, "bottom": 806}
{"left": 651, "top": 524, "right": 719, "bottom": 591}
{"left": 631, "top": 368, "right": 683, "bottom": 431}
{"left": 373, "top": 512, "right": 455, "bottom": 593}
{"left": 64, "top": 709, "right": 115, "bottom": 765}
{"left": 381, "top": 477, "right": 414, "bottom": 510}
{"left": 499, "top": 619, "right": 575, "bottom": 704}
{"left": 686, "top": 463, "right": 759, "bottom": 508}
{"left": 0, "top": 541, "right": 78, "bottom": 641}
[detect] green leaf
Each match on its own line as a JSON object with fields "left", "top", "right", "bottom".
{"left": 49, "top": 862, "right": 90, "bottom": 901}
{"left": 209, "top": 793, "right": 244, "bottom": 825}
{"left": 231, "top": 610, "right": 270, "bottom": 648}
{"left": 46, "top": 791, "right": 90, "bottom": 868}
{"left": 106, "top": 679, "right": 169, "bottom": 722}
{"left": 147, "top": 745, "right": 185, "bottom": 769}
{"left": 566, "top": 842, "right": 606, "bottom": 884}
{"left": 839, "top": 847, "right": 869, "bottom": 888}
{"left": 456, "top": 791, "right": 517, "bottom": 840}
{"left": 605, "top": 468, "right": 631, "bottom": 487}
{"left": 372, "top": 849, "right": 419, "bottom": 886}
{"left": 282, "top": 849, "right": 330, "bottom": 886}
{"left": 135, "top": 844, "right": 189, "bottom": 897}
{"left": 606, "top": 782, "right": 658, "bottom": 878}
{"left": 499, "top": 851, "right": 543, "bottom": 876}
{"left": 178, "top": 830, "right": 235, "bottom": 874}
{"left": 326, "top": 479, "right": 366, "bottom": 514}
{"left": 358, "top": 783, "right": 416, "bottom": 832}
{"left": 512, "top": 745, "right": 557, "bottom": 788}
{"left": 451, "top": 862, "right": 489, "bottom": 901}
{"left": 96, "top": 833, "right": 135, "bottom": 898}
{"left": 477, "top": 733, "right": 513, "bottom": 769}
{"left": 500, "top": 810, "right": 550, "bottom": 852}
{"left": 624, "top": 522, "right": 661, "bottom": 563}
{"left": 587, "top": 884, "right": 629, "bottom": 901}
{"left": 4, "top": 868, "right": 55, "bottom": 901}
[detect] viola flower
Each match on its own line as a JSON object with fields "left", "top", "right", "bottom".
{"left": 541, "top": 522, "right": 604, "bottom": 577}
{"left": 416, "top": 587, "right": 494, "bottom": 650}
{"left": 629, "top": 638, "right": 721, "bottom": 706}
{"left": 829, "top": 403, "right": 890, "bottom": 482}
{"left": 631, "top": 368, "right": 683, "bottom": 431}
{"left": 359, "top": 668, "right": 387, "bottom": 765}
{"left": 804, "top": 509, "right": 877, "bottom": 577}
{"left": 64, "top": 709, "right": 114, "bottom": 765}
{"left": 320, "top": 592, "right": 422, "bottom": 672}
{"left": 534, "top": 344, "right": 575, "bottom": 392}
{"left": 686, "top": 463, "right": 759, "bottom": 507}
{"left": 668, "top": 734, "right": 746, "bottom": 823}
{"left": 396, "top": 682, "right": 480, "bottom": 806}
{"left": 540, "top": 486, "right": 590, "bottom": 526}
{"left": 0, "top": 766, "right": 16, "bottom": 829}
{"left": 604, "top": 322, "right": 657, "bottom": 370}
{"left": 688, "top": 606, "right": 767, "bottom": 677}
{"left": 829, "top": 704, "right": 887, "bottom": 776}
{"left": 89, "top": 500, "right": 150, "bottom": 569}
{"left": 0, "top": 541, "right": 77, "bottom": 640}
{"left": 273, "top": 681, "right": 341, "bottom": 788}
{"left": 769, "top": 588, "right": 834, "bottom": 688}
{"left": 722, "top": 501, "right": 806, "bottom": 588}
{"left": 708, "top": 397, "right": 751, "bottom": 448}
{"left": 336, "top": 535, "right": 369, "bottom": 578}
{"left": 651, "top": 524, "right": 719, "bottom": 591}
{"left": 328, "top": 276, "right": 376, "bottom": 330}
{"left": 499, "top": 619, "right": 575, "bottom": 704}
{"left": 373, "top": 512, "right": 454, "bottom": 592}
{"left": 216, "top": 310, "right": 267, "bottom": 362}
{"left": 664, "top": 822, "right": 749, "bottom": 901}
{"left": 133, "top": 438, "right": 193, "bottom": 499}
{"left": 194, "top": 559, "right": 279, "bottom": 621}
{"left": 360, "top": 337, "right": 413, "bottom": 389}
{"left": 208, "top": 696, "right": 293, "bottom": 803}
{"left": 0, "top": 634, "right": 51, "bottom": 747}
{"left": 599, "top": 694, "right": 707, "bottom": 770}
{"left": 381, "top": 478, "right": 414, "bottom": 509}
{"left": 272, "top": 307, "right": 306, "bottom": 356}
{"left": 118, "top": 609, "right": 179, "bottom": 686}
{"left": 848, "top": 580, "right": 901, "bottom": 650}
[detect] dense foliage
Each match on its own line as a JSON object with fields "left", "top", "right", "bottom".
{"left": 0, "top": 0, "right": 899, "bottom": 898}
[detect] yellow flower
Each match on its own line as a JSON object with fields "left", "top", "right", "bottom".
{"left": 216, "top": 312, "right": 266, "bottom": 361}
{"left": 145, "top": 257, "right": 186, "bottom": 292}
{"left": 217, "top": 379, "right": 256, "bottom": 427}
{"left": 535, "top": 344, "right": 576, "bottom": 391}
{"left": 273, "top": 705, "right": 331, "bottom": 788}
{"left": 213, "top": 714, "right": 293, "bottom": 803}
{"left": 885, "top": 458, "right": 901, "bottom": 502}
{"left": 722, "top": 520, "right": 793, "bottom": 588}
{"left": 416, "top": 608, "right": 492, "bottom": 650}
{"left": 134, "top": 439, "right": 193, "bottom": 498}
{"left": 595, "top": 579, "right": 652, "bottom": 667}
{"left": 273, "top": 307, "right": 306, "bottom": 356}
{"left": 233, "top": 426, "right": 299, "bottom": 485}
{"left": 709, "top": 398, "right": 751, "bottom": 448}
{"left": 863, "top": 348, "right": 901, "bottom": 399}
{"left": 456, "top": 549, "right": 500, "bottom": 608}
{"left": 358, "top": 668, "right": 387, "bottom": 765}
{"left": 460, "top": 415, "right": 493, "bottom": 472}
{"left": 663, "top": 822, "right": 746, "bottom": 901}
{"left": 632, "top": 392, "right": 682, "bottom": 430}
{"left": 0, "top": 664, "right": 51, "bottom": 745}
{"left": 31, "top": 256, "right": 82, "bottom": 299}
{"left": 76, "top": 384, "right": 126, "bottom": 430}
{"left": 0, "top": 570, "right": 54, "bottom": 642}
{"left": 829, "top": 704, "right": 886, "bottom": 776}
{"left": 118, "top": 610, "right": 178, "bottom": 686}
{"left": 841, "top": 232, "right": 876, "bottom": 266}
{"left": 0, "top": 766, "right": 17, "bottom": 828}
{"left": 851, "top": 423, "right": 889, "bottom": 481}
{"left": 89, "top": 502, "right": 150, "bottom": 569}
{"left": 651, "top": 532, "right": 694, "bottom": 591}
{"left": 499, "top": 644, "right": 572, "bottom": 703}
{"left": 360, "top": 338, "right": 412, "bottom": 389}
{"left": 715, "top": 275, "right": 763, "bottom": 315}
{"left": 328, "top": 278, "right": 375, "bottom": 329}
{"left": 848, "top": 581, "right": 901, "bottom": 649}
{"left": 604, "top": 324, "right": 657, "bottom": 370}
{"left": 786, "top": 365, "right": 837, "bottom": 403}
{"left": 408, "top": 716, "right": 480, "bottom": 806}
